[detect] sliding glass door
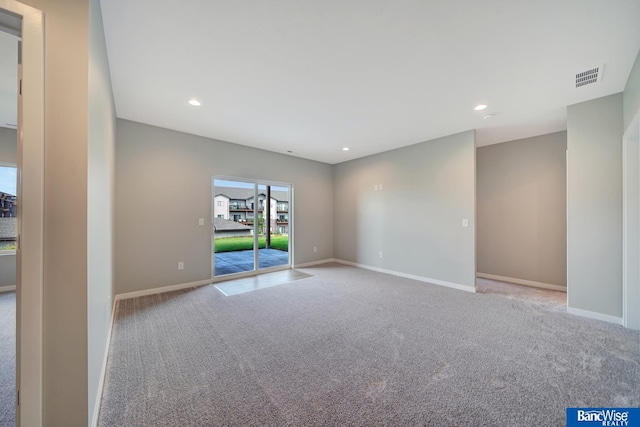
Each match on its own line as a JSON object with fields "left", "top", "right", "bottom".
{"left": 257, "top": 184, "right": 290, "bottom": 271}
{"left": 212, "top": 178, "right": 291, "bottom": 279}
{"left": 213, "top": 179, "right": 256, "bottom": 276}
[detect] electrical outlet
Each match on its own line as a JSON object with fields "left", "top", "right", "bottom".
{"left": 313, "top": 246, "right": 317, "bottom": 252}
{"left": 198, "top": 218, "right": 204, "bottom": 226}
{"left": 178, "top": 261, "right": 184, "bottom": 270}
{"left": 462, "top": 218, "right": 469, "bottom": 227}
{"left": 374, "top": 184, "right": 379, "bottom": 191}
{"left": 379, "top": 251, "right": 383, "bottom": 258}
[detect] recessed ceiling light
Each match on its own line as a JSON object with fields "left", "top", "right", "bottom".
{"left": 342, "top": 147, "right": 350, "bottom": 151}
{"left": 474, "top": 104, "right": 487, "bottom": 111}
{"left": 188, "top": 99, "right": 201, "bottom": 106}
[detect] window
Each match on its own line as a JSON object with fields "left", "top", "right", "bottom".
{"left": 217, "top": 201, "right": 224, "bottom": 206}
{"left": 217, "top": 214, "right": 224, "bottom": 219}
{"left": 0, "top": 164, "right": 17, "bottom": 250}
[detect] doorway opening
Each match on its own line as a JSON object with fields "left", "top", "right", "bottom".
{"left": 0, "top": 20, "right": 18, "bottom": 427}
{"left": 0, "top": 2, "right": 44, "bottom": 425}
{"left": 212, "top": 177, "right": 292, "bottom": 280}
{"left": 475, "top": 134, "right": 568, "bottom": 303}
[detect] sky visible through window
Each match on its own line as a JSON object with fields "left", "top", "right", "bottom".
{"left": 0, "top": 165, "right": 16, "bottom": 195}
{"left": 214, "top": 179, "right": 287, "bottom": 192}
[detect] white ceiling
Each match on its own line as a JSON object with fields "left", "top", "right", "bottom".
{"left": 0, "top": 30, "right": 18, "bottom": 130}
{"left": 101, "top": 0, "right": 640, "bottom": 164}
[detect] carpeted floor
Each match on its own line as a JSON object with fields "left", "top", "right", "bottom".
{"left": 98, "top": 263, "right": 640, "bottom": 426}
{"left": 475, "top": 277, "right": 567, "bottom": 310}
{"left": 0, "top": 291, "right": 15, "bottom": 427}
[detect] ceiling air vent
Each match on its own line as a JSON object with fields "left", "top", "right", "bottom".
{"left": 575, "top": 65, "right": 603, "bottom": 88}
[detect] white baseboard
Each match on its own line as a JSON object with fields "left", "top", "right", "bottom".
{"left": 115, "top": 279, "right": 211, "bottom": 301}
{"left": 293, "top": 258, "right": 337, "bottom": 268}
{"left": 90, "top": 298, "right": 117, "bottom": 427}
{"left": 334, "top": 259, "right": 475, "bottom": 293}
{"left": 0, "top": 285, "right": 16, "bottom": 293}
{"left": 567, "top": 306, "right": 624, "bottom": 325}
{"left": 476, "top": 273, "right": 567, "bottom": 292}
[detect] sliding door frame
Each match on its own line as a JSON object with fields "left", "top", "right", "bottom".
{"left": 212, "top": 176, "right": 293, "bottom": 282}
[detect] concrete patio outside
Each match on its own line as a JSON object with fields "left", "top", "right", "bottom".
{"left": 214, "top": 248, "right": 289, "bottom": 276}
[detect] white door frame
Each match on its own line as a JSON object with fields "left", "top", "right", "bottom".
{"left": 0, "top": 1, "right": 44, "bottom": 426}
{"left": 623, "top": 108, "right": 640, "bottom": 332}
{"left": 212, "top": 176, "right": 293, "bottom": 282}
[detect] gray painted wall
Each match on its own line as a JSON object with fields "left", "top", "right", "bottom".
{"left": 624, "top": 49, "right": 640, "bottom": 130}
{"left": 115, "top": 119, "right": 334, "bottom": 294}
{"left": 623, "top": 49, "right": 640, "bottom": 331}
{"left": 0, "top": 254, "right": 15, "bottom": 288}
{"left": 477, "top": 132, "right": 567, "bottom": 287}
{"left": 0, "top": 127, "right": 17, "bottom": 163}
{"left": 87, "top": 0, "right": 116, "bottom": 423}
{"left": 567, "top": 93, "right": 623, "bottom": 318}
{"left": 0, "top": 128, "right": 16, "bottom": 291}
{"left": 333, "top": 131, "right": 476, "bottom": 289}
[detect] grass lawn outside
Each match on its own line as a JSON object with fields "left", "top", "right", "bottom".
{"left": 215, "top": 235, "right": 289, "bottom": 253}
{"left": 0, "top": 241, "right": 16, "bottom": 250}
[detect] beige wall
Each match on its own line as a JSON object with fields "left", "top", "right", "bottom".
{"left": 5, "top": 1, "right": 115, "bottom": 423}
{"left": 115, "top": 119, "right": 334, "bottom": 294}
{"left": 333, "top": 131, "right": 476, "bottom": 290}
{"left": 477, "top": 132, "right": 567, "bottom": 287}
{"left": 19, "top": 0, "right": 90, "bottom": 424}
{"left": 567, "top": 93, "right": 623, "bottom": 319}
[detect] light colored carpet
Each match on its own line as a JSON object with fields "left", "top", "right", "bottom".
{"left": 475, "top": 277, "right": 567, "bottom": 310}
{"left": 99, "top": 263, "right": 640, "bottom": 426}
{"left": 0, "top": 291, "right": 15, "bottom": 427}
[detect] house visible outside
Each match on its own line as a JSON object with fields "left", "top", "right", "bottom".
{"left": 0, "top": 164, "right": 17, "bottom": 250}
{"left": 214, "top": 187, "right": 289, "bottom": 235}
{"left": 0, "top": 192, "right": 16, "bottom": 217}
{"left": 0, "top": 214, "right": 16, "bottom": 250}
{"left": 213, "top": 217, "right": 253, "bottom": 238}
{"left": 213, "top": 186, "right": 290, "bottom": 255}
